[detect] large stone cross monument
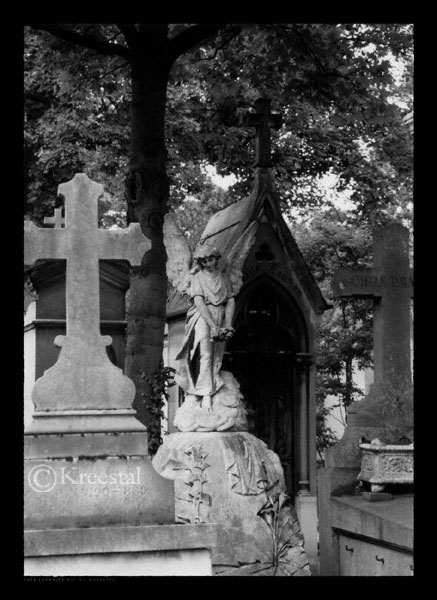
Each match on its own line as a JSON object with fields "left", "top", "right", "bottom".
{"left": 24, "top": 173, "right": 150, "bottom": 433}
{"left": 24, "top": 174, "right": 217, "bottom": 576}
{"left": 318, "top": 224, "right": 414, "bottom": 576}
{"left": 332, "top": 222, "right": 413, "bottom": 394}
{"left": 319, "top": 221, "right": 414, "bottom": 497}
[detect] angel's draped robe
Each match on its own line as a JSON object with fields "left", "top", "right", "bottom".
{"left": 174, "top": 269, "right": 235, "bottom": 397}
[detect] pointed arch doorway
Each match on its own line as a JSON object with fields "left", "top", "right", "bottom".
{"left": 223, "top": 277, "right": 309, "bottom": 499}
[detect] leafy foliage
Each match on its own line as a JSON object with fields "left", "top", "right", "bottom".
{"left": 24, "top": 28, "right": 131, "bottom": 225}
{"left": 293, "top": 210, "right": 376, "bottom": 459}
{"left": 24, "top": 24, "right": 413, "bottom": 227}
{"left": 142, "top": 363, "right": 176, "bottom": 456}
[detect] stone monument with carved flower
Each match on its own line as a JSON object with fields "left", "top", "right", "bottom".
{"left": 153, "top": 177, "right": 310, "bottom": 575}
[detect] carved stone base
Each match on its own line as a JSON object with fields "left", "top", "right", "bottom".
{"left": 358, "top": 439, "right": 414, "bottom": 492}
{"left": 153, "top": 431, "right": 311, "bottom": 576}
{"left": 24, "top": 431, "right": 175, "bottom": 530}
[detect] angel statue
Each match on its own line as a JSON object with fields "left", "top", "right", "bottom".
{"left": 163, "top": 214, "right": 258, "bottom": 432}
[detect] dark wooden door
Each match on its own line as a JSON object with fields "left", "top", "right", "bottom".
{"left": 223, "top": 321, "right": 297, "bottom": 497}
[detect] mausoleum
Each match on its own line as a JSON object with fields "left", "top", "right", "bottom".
{"left": 165, "top": 100, "right": 330, "bottom": 566}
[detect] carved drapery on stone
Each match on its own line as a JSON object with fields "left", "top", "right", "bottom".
{"left": 153, "top": 431, "right": 310, "bottom": 575}
{"left": 222, "top": 433, "right": 281, "bottom": 495}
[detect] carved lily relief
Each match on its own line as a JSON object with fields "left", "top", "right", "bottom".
{"left": 257, "top": 490, "right": 307, "bottom": 576}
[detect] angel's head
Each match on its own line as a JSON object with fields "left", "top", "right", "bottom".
{"left": 192, "top": 243, "right": 222, "bottom": 273}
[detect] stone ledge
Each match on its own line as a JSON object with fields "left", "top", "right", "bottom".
{"left": 24, "top": 523, "right": 218, "bottom": 557}
{"left": 25, "top": 431, "right": 149, "bottom": 458}
{"left": 331, "top": 495, "right": 413, "bottom": 550}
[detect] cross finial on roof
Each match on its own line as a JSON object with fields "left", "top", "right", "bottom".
{"left": 245, "top": 98, "right": 282, "bottom": 168}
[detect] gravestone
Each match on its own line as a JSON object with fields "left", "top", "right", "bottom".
{"left": 24, "top": 174, "right": 216, "bottom": 576}
{"left": 318, "top": 222, "right": 414, "bottom": 575}
{"left": 331, "top": 222, "right": 413, "bottom": 443}
{"left": 24, "top": 174, "right": 150, "bottom": 433}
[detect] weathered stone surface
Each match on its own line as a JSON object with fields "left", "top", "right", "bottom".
{"left": 332, "top": 223, "right": 413, "bottom": 425}
{"left": 326, "top": 223, "right": 414, "bottom": 477}
{"left": 24, "top": 454, "right": 175, "bottom": 530}
{"left": 153, "top": 431, "right": 310, "bottom": 576}
{"left": 331, "top": 496, "right": 413, "bottom": 549}
{"left": 24, "top": 523, "right": 217, "bottom": 576}
{"left": 318, "top": 223, "right": 414, "bottom": 575}
{"left": 362, "top": 491, "right": 393, "bottom": 502}
{"left": 25, "top": 549, "right": 212, "bottom": 577}
{"left": 25, "top": 523, "right": 217, "bottom": 556}
{"left": 358, "top": 439, "right": 414, "bottom": 492}
{"left": 24, "top": 173, "right": 150, "bottom": 433}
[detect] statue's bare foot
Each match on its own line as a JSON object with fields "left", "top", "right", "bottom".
{"left": 201, "top": 395, "right": 212, "bottom": 411}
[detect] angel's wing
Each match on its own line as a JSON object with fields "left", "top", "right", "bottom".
{"left": 163, "top": 214, "right": 192, "bottom": 296}
{"left": 223, "top": 221, "right": 258, "bottom": 295}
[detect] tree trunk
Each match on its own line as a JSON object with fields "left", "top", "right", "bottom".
{"left": 124, "top": 53, "right": 171, "bottom": 442}
{"left": 344, "top": 357, "right": 353, "bottom": 411}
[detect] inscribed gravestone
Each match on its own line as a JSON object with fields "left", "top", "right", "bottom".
{"left": 24, "top": 173, "right": 175, "bottom": 531}
{"left": 318, "top": 222, "right": 414, "bottom": 576}
{"left": 332, "top": 222, "right": 413, "bottom": 394}
{"left": 328, "top": 222, "right": 413, "bottom": 464}
{"left": 24, "top": 175, "right": 220, "bottom": 576}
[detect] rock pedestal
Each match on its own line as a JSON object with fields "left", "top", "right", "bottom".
{"left": 153, "top": 431, "right": 311, "bottom": 576}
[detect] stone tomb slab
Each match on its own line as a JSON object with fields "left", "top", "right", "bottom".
{"left": 25, "top": 523, "right": 217, "bottom": 577}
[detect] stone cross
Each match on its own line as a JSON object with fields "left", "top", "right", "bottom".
{"left": 24, "top": 173, "right": 151, "bottom": 433}
{"left": 44, "top": 207, "right": 65, "bottom": 228}
{"left": 332, "top": 223, "right": 413, "bottom": 391}
{"left": 245, "top": 98, "right": 282, "bottom": 168}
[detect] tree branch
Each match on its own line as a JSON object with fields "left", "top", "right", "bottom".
{"left": 116, "top": 23, "right": 139, "bottom": 49}
{"left": 169, "top": 23, "right": 227, "bottom": 62}
{"left": 28, "top": 23, "right": 131, "bottom": 59}
{"left": 197, "top": 26, "right": 242, "bottom": 61}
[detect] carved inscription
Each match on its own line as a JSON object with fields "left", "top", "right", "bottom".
{"left": 340, "top": 273, "right": 413, "bottom": 290}
{"left": 76, "top": 484, "right": 148, "bottom": 499}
